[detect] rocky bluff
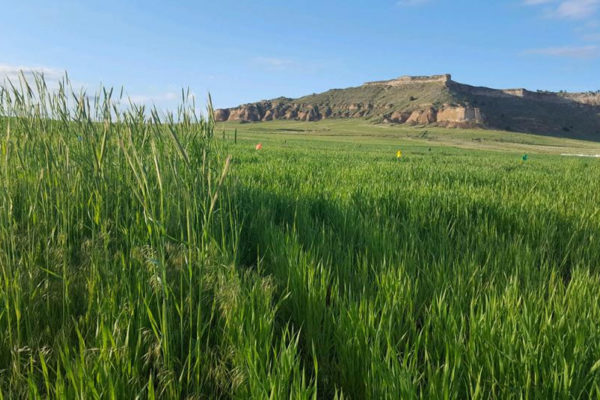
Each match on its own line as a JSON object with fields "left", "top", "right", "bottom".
{"left": 215, "top": 74, "right": 484, "bottom": 128}
{"left": 214, "top": 74, "right": 600, "bottom": 139}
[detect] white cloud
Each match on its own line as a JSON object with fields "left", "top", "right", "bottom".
{"left": 126, "top": 91, "right": 179, "bottom": 104}
{"left": 524, "top": 0, "right": 600, "bottom": 19}
{"left": 0, "top": 63, "right": 64, "bottom": 85}
{"left": 397, "top": 0, "right": 431, "bottom": 6}
{"left": 251, "top": 56, "right": 329, "bottom": 74}
{"left": 252, "top": 57, "right": 296, "bottom": 71}
{"left": 525, "top": 44, "right": 599, "bottom": 57}
{"left": 555, "top": 0, "right": 599, "bottom": 19}
{"left": 522, "top": 0, "right": 600, "bottom": 53}
{"left": 583, "top": 31, "right": 600, "bottom": 39}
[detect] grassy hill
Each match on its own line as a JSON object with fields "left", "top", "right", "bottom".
{"left": 449, "top": 81, "right": 600, "bottom": 140}
{"left": 295, "top": 80, "right": 455, "bottom": 112}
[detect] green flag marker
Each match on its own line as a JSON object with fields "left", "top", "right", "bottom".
{"left": 522, "top": 154, "right": 528, "bottom": 161}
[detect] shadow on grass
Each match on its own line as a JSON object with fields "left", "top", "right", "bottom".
{"left": 231, "top": 183, "right": 600, "bottom": 397}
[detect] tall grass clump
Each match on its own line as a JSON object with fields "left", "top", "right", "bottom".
{"left": 2, "top": 72, "right": 600, "bottom": 399}
{"left": 0, "top": 74, "right": 316, "bottom": 398}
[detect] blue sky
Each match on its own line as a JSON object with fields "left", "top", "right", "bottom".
{"left": 1, "top": 0, "right": 599, "bottom": 110}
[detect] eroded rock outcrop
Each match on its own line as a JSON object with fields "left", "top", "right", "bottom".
{"left": 387, "top": 110, "right": 411, "bottom": 123}
{"left": 216, "top": 102, "right": 485, "bottom": 127}
{"left": 214, "top": 108, "right": 230, "bottom": 122}
{"left": 382, "top": 105, "right": 484, "bottom": 127}
{"left": 563, "top": 92, "right": 600, "bottom": 106}
{"left": 215, "top": 102, "right": 325, "bottom": 123}
{"left": 436, "top": 105, "right": 484, "bottom": 126}
{"left": 231, "top": 105, "right": 261, "bottom": 122}
{"left": 406, "top": 107, "right": 437, "bottom": 125}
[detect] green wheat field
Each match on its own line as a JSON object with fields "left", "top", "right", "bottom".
{"left": 2, "top": 77, "right": 600, "bottom": 399}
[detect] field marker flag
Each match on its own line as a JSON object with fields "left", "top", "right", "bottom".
{"left": 256, "top": 143, "right": 263, "bottom": 150}
{"left": 396, "top": 149, "right": 402, "bottom": 159}
{"left": 522, "top": 154, "right": 528, "bottom": 162}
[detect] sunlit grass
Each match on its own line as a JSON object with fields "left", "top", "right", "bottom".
{"left": 222, "top": 123, "right": 600, "bottom": 398}
{"left": 0, "top": 75, "right": 314, "bottom": 399}
{"left": 1, "top": 74, "right": 600, "bottom": 398}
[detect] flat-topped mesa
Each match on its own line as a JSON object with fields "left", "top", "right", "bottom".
{"left": 213, "top": 73, "right": 600, "bottom": 139}
{"left": 364, "top": 74, "right": 452, "bottom": 87}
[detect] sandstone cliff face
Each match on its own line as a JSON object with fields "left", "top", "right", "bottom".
{"left": 298, "top": 109, "right": 319, "bottom": 121}
{"left": 215, "top": 102, "right": 325, "bottom": 122}
{"left": 214, "top": 102, "right": 485, "bottom": 127}
{"left": 213, "top": 108, "right": 229, "bottom": 121}
{"left": 227, "top": 105, "right": 261, "bottom": 122}
{"left": 563, "top": 92, "right": 600, "bottom": 106}
{"left": 406, "top": 108, "right": 437, "bottom": 125}
{"left": 436, "top": 105, "right": 484, "bottom": 125}
{"left": 388, "top": 110, "right": 411, "bottom": 123}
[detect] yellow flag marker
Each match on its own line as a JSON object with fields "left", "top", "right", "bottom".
{"left": 396, "top": 150, "right": 402, "bottom": 159}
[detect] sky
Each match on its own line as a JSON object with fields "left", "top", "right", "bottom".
{"left": 1, "top": 0, "right": 599, "bottom": 110}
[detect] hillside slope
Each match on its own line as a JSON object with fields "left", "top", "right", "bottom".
{"left": 215, "top": 74, "right": 600, "bottom": 140}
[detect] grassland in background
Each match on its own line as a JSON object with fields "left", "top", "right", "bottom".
{"left": 219, "top": 119, "right": 600, "bottom": 155}
{"left": 1, "top": 78, "right": 600, "bottom": 398}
